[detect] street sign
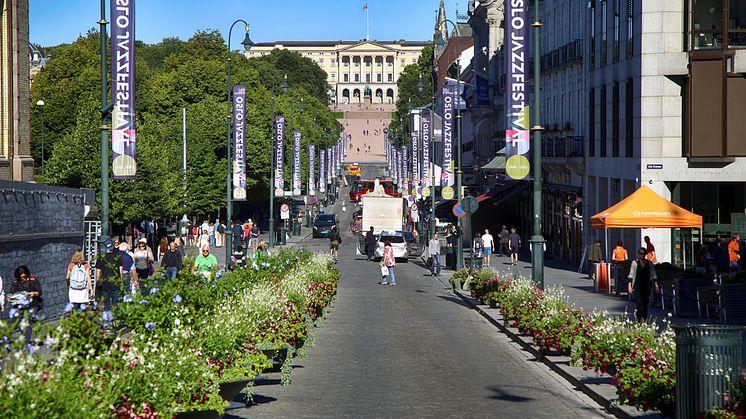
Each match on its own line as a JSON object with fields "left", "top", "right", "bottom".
{"left": 452, "top": 203, "right": 466, "bottom": 218}
{"left": 309, "top": 196, "right": 317, "bottom": 204}
{"left": 408, "top": 195, "right": 416, "bottom": 203}
{"left": 461, "top": 196, "right": 479, "bottom": 214}
{"left": 280, "top": 203, "right": 290, "bottom": 220}
{"left": 422, "top": 187, "right": 431, "bottom": 197}
{"left": 442, "top": 186, "right": 454, "bottom": 200}
{"left": 410, "top": 203, "right": 418, "bottom": 211}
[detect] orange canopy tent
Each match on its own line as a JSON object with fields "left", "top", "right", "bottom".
{"left": 591, "top": 185, "right": 702, "bottom": 229}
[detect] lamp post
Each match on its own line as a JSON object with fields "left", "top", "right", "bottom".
{"left": 269, "top": 76, "right": 289, "bottom": 247}
{"left": 99, "top": 0, "right": 112, "bottom": 243}
{"left": 36, "top": 92, "right": 45, "bottom": 177}
{"left": 530, "top": 2, "right": 546, "bottom": 289}
{"left": 436, "top": 19, "right": 464, "bottom": 270}
{"left": 225, "top": 19, "right": 254, "bottom": 266}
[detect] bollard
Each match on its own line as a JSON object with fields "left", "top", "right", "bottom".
{"left": 673, "top": 324, "right": 744, "bottom": 419}
{"left": 277, "top": 227, "right": 287, "bottom": 245}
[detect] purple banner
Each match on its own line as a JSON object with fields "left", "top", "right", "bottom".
{"left": 441, "top": 82, "right": 455, "bottom": 186}
{"left": 274, "top": 116, "right": 285, "bottom": 190}
{"left": 293, "top": 131, "right": 301, "bottom": 194}
{"left": 411, "top": 130, "right": 419, "bottom": 187}
{"left": 328, "top": 148, "right": 333, "bottom": 182}
{"left": 422, "top": 116, "right": 431, "bottom": 186}
{"left": 319, "top": 148, "right": 326, "bottom": 193}
{"left": 505, "top": 0, "right": 530, "bottom": 160}
{"left": 402, "top": 145, "right": 409, "bottom": 189}
{"left": 111, "top": 0, "right": 136, "bottom": 179}
{"left": 309, "top": 144, "right": 315, "bottom": 196}
{"left": 232, "top": 85, "right": 246, "bottom": 200}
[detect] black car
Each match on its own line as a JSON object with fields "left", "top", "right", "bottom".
{"left": 313, "top": 214, "right": 337, "bottom": 238}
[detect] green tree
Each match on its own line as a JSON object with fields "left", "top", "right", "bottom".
{"left": 388, "top": 45, "right": 434, "bottom": 145}
{"left": 249, "top": 49, "right": 330, "bottom": 105}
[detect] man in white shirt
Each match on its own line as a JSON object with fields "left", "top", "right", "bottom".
{"left": 428, "top": 233, "right": 441, "bottom": 277}
{"left": 482, "top": 229, "right": 495, "bottom": 266}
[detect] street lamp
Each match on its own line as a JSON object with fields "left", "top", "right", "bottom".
{"left": 269, "top": 74, "right": 288, "bottom": 247}
{"left": 530, "top": 2, "right": 546, "bottom": 290}
{"left": 225, "top": 19, "right": 254, "bottom": 266}
{"left": 435, "top": 19, "right": 464, "bottom": 270}
{"left": 36, "top": 93, "right": 45, "bottom": 177}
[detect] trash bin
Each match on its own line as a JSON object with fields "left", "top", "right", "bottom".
{"left": 673, "top": 324, "right": 745, "bottom": 419}
{"left": 293, "top": 220, "right": 302, "bottom": 235}
{"left": 445, "top": 247, "right": 456, "bottom": 270}
{"left": 464, "top": 251, "right": 483, "bottom": 269}
{"left": 595, "top": 262, "right": 611, "bottom": 293}
{"left": 276, "top": 227, "right": 287, "bottom": 245}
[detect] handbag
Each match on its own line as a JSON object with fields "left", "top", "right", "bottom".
{"left": 426, "top": 257, "right": 433, "bottom": 268}
{"left": 380, "top": 265, "right": 388, "bottom": 277}
{"left": 147, "top": 262, "right": 155, "bottom": 276}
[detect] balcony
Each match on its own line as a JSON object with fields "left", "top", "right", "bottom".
{"left": 541, "top": 136, "right": 584, "bottom": 158}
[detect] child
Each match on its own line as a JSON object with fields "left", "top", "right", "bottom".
{"left": 232, "top": 245, "right": 246, "bottom": 268}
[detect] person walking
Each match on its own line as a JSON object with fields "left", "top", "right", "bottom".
{"left": 156, "top": 236, "right": 169, "bottom": 266}
{"left": 612, "top": 240, "right": 629, "bottom": 296}
{"left": 365, "top": 226, "right": 377, "bottom": 261}
{"left": 133, "top": 238, "right": 155, "bottom": 281}
{"left": 498, "top": 225, "right": 509, "bottom": 256}
{"left": 728, "top": 233, "right": 741, "bottom": 272}
{"left": 207, "top": 221, "right": 216, "bottom": 247}
{"left": 118, "top": 242, "right": 136, "bottom": 294}
{"left": 215, "top": 220, "right": 225, "bottom": 248}
{"left": 192, "top": 244, "right": 219, "bottom": 277}
{"left": 508, "top": 228, "right": 522, "bottom": 265}
{"left": 8, "top": 265, "right": 42, "bottom": 341}
{"left": 473, "top": 232, "right": 483, "bottom": 262}
{"left": 66, "top": 249, "right": 93, "bottom": 309}
{"left": 329, "top": 224, "right": 341, "bottom": 261}
{"left": 481, "top": 229, "right": 495, "bottom": 266}
{"left": 95, "top": 239, "right": 121, "bottom": 310}
{"left": 161, "top": 242, "right": 183, "bottom": 280}
{"left": 379, "top": 240, "right": 397, "bottom": 285}
{"left": 250, "top": 224, "right": 261, "bottom": 251}
{"left": 199, "top": 220, "right": 210, "bottom": 248}
{"left": 587, "top": 240, "right": 603, "bottom": 281}
{"left": 232, "top": 219, "right": 244, "bottom": 250}
{"left": 628, "top": 247, "right": 658, "bottom": 322}
{"left": 428, "top": 232, "right": 441, "bottom": 277}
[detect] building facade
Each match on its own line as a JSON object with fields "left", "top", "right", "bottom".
{"left": 1, "top": 0, "right": 35, "bottom": 181}
{"left": 245, "top": 40, "right": 428, "bottom": 106}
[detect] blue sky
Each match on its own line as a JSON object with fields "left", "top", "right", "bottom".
{"left": 30, "top": 0, "right": 467, "bottom": 47}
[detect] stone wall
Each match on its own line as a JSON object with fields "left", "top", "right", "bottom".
{"left": 0, "top": 180, "right": 90, "bottom": 319}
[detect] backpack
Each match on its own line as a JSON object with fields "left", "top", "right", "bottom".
{"left": 217, "top": 223, "right": 225, "bottom": 234}
{"left": 69, "top": 264, "right": 88, "bottom": 290}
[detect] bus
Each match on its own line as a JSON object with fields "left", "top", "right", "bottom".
{"left": 347, "top": 164, "right": 361, "bottom": 177}
{"left": 349, "top": 179, "right": 399, "bottom": 203}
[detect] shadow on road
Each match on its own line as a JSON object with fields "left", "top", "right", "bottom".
{"left": 485, "top": 385, "right": 536, "bottom": 402}
{"left": 437, "top": 294, "right": 472, "bottom": 309}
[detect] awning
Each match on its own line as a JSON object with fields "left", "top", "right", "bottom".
{"left": 481, "top": 147, "right": 507, "bottom": 170}
{"left": 591, "top": 185, "right": 703, "bottom": 229}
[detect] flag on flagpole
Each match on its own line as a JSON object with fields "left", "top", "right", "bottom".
{"left": 363, "top": 3, "right": 368, "bottom": 10}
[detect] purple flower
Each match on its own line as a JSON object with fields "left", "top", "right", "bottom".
{"left": 149, "top": 287, "right": 159, "bottom": 295}
{"left": 78, "top": 303, "right": 88, "bottom": 312}
{"left": 64, "top": 303, "right": 74, "bottom": 313}
{"left": 172, "top": 294, "right": 182, "bottom": 304}
{"left": 122, "top": 295, "right": 133, "bottom": 303}
{"left": 101, "top": 311, "right": 114, "bottom": 322}
{"left": 139, "top": 299, "right": 148, "bottom": 305}
{"left": 26, "top": 343, "right": 35, "bottom": 355}
{"left": 144, "top": 322, "right": 156, "bottom": 331}
{"left": 8, "top": 308, "right": 18, "bottom": 319}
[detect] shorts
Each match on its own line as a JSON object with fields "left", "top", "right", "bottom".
{"left": 483, "top": 247, "right": 492, "bottom": 256}
{"left": 330, "top": 240, "right": 339, "bottom": 250}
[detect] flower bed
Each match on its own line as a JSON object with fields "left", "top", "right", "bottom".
{"left": 454, "top": 268, "right": 676, "bottom": 415}
{"left": 0, "top": 249, "right": 338, "bottom": 417}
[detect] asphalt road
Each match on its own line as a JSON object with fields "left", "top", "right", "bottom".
{"left": 229, "top": 199, "right": 613, "bottom": 418}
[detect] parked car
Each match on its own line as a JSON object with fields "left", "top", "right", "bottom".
{"left": 313, "top": 214, "right": 337, "bottom": 238}
{"left": 397, "top": 230, "right": 424, "bottom": 258}
{"left": 373, "top": 231, "right": 408, "bottom": 262}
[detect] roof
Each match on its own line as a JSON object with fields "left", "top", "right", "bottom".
{"left": 252, "top": 40, "right": 431, "bottom": 48}
{"left": 480, "top": 148, "right": 507, "bottom": 170}
{"left": 591, "top": 185, "right": 703, "bottom": 229}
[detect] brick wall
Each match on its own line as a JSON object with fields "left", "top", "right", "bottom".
{"left": 0, "top": 180, "right": 88, "bottom": 319}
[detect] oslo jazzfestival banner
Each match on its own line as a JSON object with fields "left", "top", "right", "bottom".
{"left": 505, "top": 0, "right": 531, "bottom": 180}
{"left": 441, "top": 83, "right": 455, "bottom": 186}
{"left": 111, "top": 0, "right": 137, "bottom": 179}
{"left": 411, "top": 130, "right": 419, "bottom": 187}
{"left": 274, "top": 116, "right": 285, "bottom": 191}
{"left": 319, "top": 148, "right": 326, "bottom": 193}
{"left": 309, "top": 144, "right": 315, "bottom": 196}
{"left": 293, "top": 131, "right": 302, "bottom": 195}
{"left": 232, "top": 85, "right": 247, "bottom": 200}
{"left": 422, "top": 115, "right": 431, "bottom": 186}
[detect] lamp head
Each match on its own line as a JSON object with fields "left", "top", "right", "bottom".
{"left": 36, "top": 99, "right": 45, "bottom": 107}
{"left": 282, "top": 74, "right": 288, "bottom": 92}
{"left": 241, "top": 24, "right": 254, "bottom": 50}
{"left": 300, "top": 97, "right": 304, "bottom": 112}
{"left": 435, "top": 33, "right": 446, "bottom": 51}
{"left": 417, "top": 76, "right": 424, "bottom": 93}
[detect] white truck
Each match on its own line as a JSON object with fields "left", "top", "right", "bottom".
{"left": 361, "top": 193, "right": 403, "bottom": 233}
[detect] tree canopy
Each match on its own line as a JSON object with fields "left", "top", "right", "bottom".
{"left": 387, "top": 45, "right": 434, "bottom": 146}
{"left": 31, "top": 30, "right": 340, "bottom": 225}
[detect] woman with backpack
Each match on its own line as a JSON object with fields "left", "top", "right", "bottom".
{"left": 66, "top": 249, "right": 93, "bottom": 308}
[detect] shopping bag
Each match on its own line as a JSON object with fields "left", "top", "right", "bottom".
{"left": 380, "top": 265, "right": 388, "bottom": 277}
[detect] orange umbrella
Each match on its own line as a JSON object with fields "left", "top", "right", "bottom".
{"left": 591, "top": 185, "right": 702, "bottom": 229}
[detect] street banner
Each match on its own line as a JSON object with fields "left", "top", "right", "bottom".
{"left": 411, "top": 129, "right": 419, "bottom": 187}
{"left": 309, "top": 144, "right": 315, "bottom": 196}
{"left": 505, "top": 0, "right": 531, "bottom": 179}
{"left": 232, "top": 85, "right": 246, "bottom": 200}
{"left": 422, "top": 115, "right": 431, "bottom": 186}
{"left": 319, "top": 148, "right": 326, "bottom": 193}
{"left": 441, "top": 82, "right": 455, "bottom": 186}
{"left": 111, "top": 0, "right": 137, "bottom": 179}
{"left": 293, "top": 131, "right": 301, "bottom": 195}
{"left": 328, "top": 148, "right": 333, "bottom": 183}
{"left": 274, "top": 116, "right": 285, "bottom": 190}
{"left": 402, "top": 145, "right": 408, "bottom": 188}
{"left": 476, "top": 72, "right": 490, "bottom": 106}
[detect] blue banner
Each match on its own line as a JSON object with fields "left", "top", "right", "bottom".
{"left": 476, "top": 73, "right": 490, "bottom": 106}
{"left": 505, "top": 0, "right": 531, "bottom": 179}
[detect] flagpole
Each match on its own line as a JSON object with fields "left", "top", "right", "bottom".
{"left": 366, "top": 7, "right": 369, "bottom": 40}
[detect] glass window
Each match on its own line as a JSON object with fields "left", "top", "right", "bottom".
{"left": 627, "top": 0, "right": 633, "bottom": 57}
{"left": 354, "top": 74, "right": 360, "bottom": 82}
{"left": 377, "top": 74, "right": 382, "bottom": 82}
{"left": 691, "top": 0, "right": 724, "bottom": 49}
{"left": 331, "top": 73, "right": 336, "bottom": 81}
{"left": 729, "top": 0, "right": 746, "bottom": 47}
{"left": 332, "top": 58, "right": 337, "bottom": 65}
{"left": 388, "top": 74, "right": 393, "bottom": 82}
{"left": 343, "top": 74, "right": 349, "bottom": 82}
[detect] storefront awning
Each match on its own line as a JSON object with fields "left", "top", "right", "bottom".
{"left": 591, "top": 185, "right": 703, "bottom": 229}
{"left": 481, "top": 148, "right": 507, "bottom": 170}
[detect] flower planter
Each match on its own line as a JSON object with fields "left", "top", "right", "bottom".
{"left": 261, "top": 347, "right": 289, "bottom": 373}
{"left": 174, "top": 409, "right": 221, "bottom": 419}
{"left": 488, "top": 300, "right": 497, "bottom": 309}
{"left": 218, "top": 379, "right": 251, "bottom": 403}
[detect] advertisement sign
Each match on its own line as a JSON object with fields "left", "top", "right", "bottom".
{"left": 293, "top": 131, "right": 301, "bottom": 195}
{"left": 422, "top": 115, "right": 430, "bottom": 186}
{"left": 232, "top": 85, "right": 246, "bottom": 200}
{"left": 505, "top": 0, "right": 531, "bottom": 179}
{"left": 411, "top": 130, "right": 419, "bottom": 186}
{"left": 274, "top": 116, "right": 285, "bottom": 191}
{"left": 476, "top": 72, "right": 490, "bottom": 106}
{"left": 309, "top": 144, "right": 315, "bottom": 195}
{"left": 319, "top": 148, "right": 326, "bottom": 193}
{"left": 441, "top": 83, "right": 455, "bottom": 186}
{"left": 111, "top": 0, "right": 137, "bottom": 179}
